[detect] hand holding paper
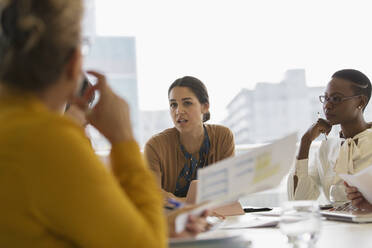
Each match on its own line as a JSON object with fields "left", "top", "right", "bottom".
{"left": 175, "top": 133, "right": 298, "bottom": 233}
{"left": 340, "top": 167, "right": 372, "bottom": 211}
{"left": 340, "top": 166, "right": 372, "bottom": 206}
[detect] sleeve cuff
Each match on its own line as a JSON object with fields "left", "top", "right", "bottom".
{"left": 110, "top": 140, "right": 143, "bottom": 170}
{"left": 295, "top": 159, "right": 309, "bottom": 177}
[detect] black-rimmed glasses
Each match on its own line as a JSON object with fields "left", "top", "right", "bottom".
{"left": 319, "top": 94, "right": 361, "bottom": 104}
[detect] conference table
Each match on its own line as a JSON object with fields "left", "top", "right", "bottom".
{"left": 183, "top": 213, "right": 372, "bottom": 248}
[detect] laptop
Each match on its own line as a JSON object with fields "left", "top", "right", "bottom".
{"left": 321, "top": 206, "right": 372, "bottom": 223}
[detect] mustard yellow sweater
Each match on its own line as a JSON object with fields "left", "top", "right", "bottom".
{"left": 0, "top": 95, "right": 166, "bottom": 248}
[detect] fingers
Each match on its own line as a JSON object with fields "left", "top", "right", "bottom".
{"left": 200, "top": 210, "right": 212, "bottom": 218}
{"left": 344, "top": 186, "right": 369, "bottom": 210}
{"left": 70, "top": 97, "right": 89, "bottom": 112}
{"left": 82, "top": 84, "right": 97, "bottom": 103}
{"left": 185, "top": 212, "right": 212, "bottom": 234}
{"left": 211, "top": 211, "right": 226, "bottom": 219}
{"left": 185, "top": 215, "right": 208, "bottom": 234}
{"left": 347, "top": 192, "right": 363, "bottom": 200}
{"left": 307, "top": 119, "right": 332, "bottom": 141}
{"left": 345, "top": 186, "right": 359, "bottom": 194}
{"left": 86, "top": 70, "right": 111, "bottom": 94}
{"left": 316, "top": 119, "right": 332, "bottom": 134}
{"left": 79, "top": 71, "right": 134, "bottom": 143}
{"left": 71, "top": 84, "right": 97, "bottom": 113}
{"left": 352, "top": 197, "right": 364, "bottom": 208}
{"left": 86, "top": 70, "right": 105, "bottom": 85}
{"left": 185, "top": 223, "right": 202, "bottom": 234}
{"left": 317, "top": 118, "right": 331, "bottom": 127}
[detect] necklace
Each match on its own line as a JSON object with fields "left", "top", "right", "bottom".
{"left": 174, "top": 126, "right": 210, "bottom": 197}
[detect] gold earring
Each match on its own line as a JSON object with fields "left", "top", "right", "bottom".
{"left": 358, "top": 106, "right": 362, "bottom": 110}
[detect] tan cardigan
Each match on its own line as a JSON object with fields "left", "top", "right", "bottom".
{"left": 144, "top": 124, "right": 235, "bottom": 199}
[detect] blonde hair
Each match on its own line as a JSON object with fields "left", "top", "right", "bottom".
{"left": 0, "top": 0, "right": 83, "bottom": 91}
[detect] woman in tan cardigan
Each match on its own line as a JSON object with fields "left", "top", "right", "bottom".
{"left": 145, "top": 76, "right": 235, "bottom": 200}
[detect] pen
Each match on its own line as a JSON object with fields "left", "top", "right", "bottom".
{"left": 243, "top": 207, "right": 272, "bottom": 213}
{"left": 165, "top": 198, "right": 184, "bottom": 210}
{"left": 317, "top": 112, "right": 328, "bottom": 140}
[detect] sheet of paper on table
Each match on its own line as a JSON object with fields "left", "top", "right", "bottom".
{"left": 340, "top": 165, "right": 372, "bottom": 204}
{"left": 219, "top": 215, "right": 279, "bottom": 229}
{"left": 169, "top": 232, "right": 251, "bottom": 248}
{"left": 175, "top": 133, "right": 297, "bottom": 233}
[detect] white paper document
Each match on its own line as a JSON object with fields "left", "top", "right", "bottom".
{"left": 219, "top": 215, "right": 279, "bottom": 229}
{"left": 340, "top": 166, "right": 372, "bottom": 204}
{"left": 175, "top": 133, "right": 297, "bottom": 233}
{"left": 196, "top": 132, "right": 297, "bottom": 204}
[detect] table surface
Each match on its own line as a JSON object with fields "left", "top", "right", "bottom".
{"left": 198, "top": 213, "right": 372, "bottom": 248}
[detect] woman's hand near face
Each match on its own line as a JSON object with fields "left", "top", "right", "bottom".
{"left": 297, "top": 118, "right": 332, "bottom": 160}
{"left": 303, "top": 118, "right": 332, "bottom": 143}
{"left": 294, "top": 118, "right": 332, "bottom": 191}
{"left": 73, "top": 71, "right": 134, "bottom": 144}
{"left": 65, "top": 104, "right": 88, "bottom": 127}
{"left": 345, "top": 182, "right": 372, "bottom": 212}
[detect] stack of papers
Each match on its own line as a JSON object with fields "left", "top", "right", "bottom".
{"left": 219, "top": 216, "right": 279, "bottom": 229}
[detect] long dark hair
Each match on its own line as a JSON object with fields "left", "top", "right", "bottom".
{"left": 168, "top": 76, "right": 210, "bottom": 122}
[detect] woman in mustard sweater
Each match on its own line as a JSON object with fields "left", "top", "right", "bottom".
{"left": 0, "top": 1, "right": 166, "bottom": 247}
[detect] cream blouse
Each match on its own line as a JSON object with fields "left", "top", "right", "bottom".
{"left": 288, "top": 128, "right": 372, "bottom": 202}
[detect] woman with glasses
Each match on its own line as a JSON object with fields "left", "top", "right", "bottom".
{"left": 288, "top": 69, "right": 372, "bottom": 203}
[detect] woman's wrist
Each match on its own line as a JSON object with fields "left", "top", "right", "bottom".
{"left": 297, "top": 135, "right": 312, "bottom": 160}
{"left": 108, "top": 128, "right": 134, "bottom": 145}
